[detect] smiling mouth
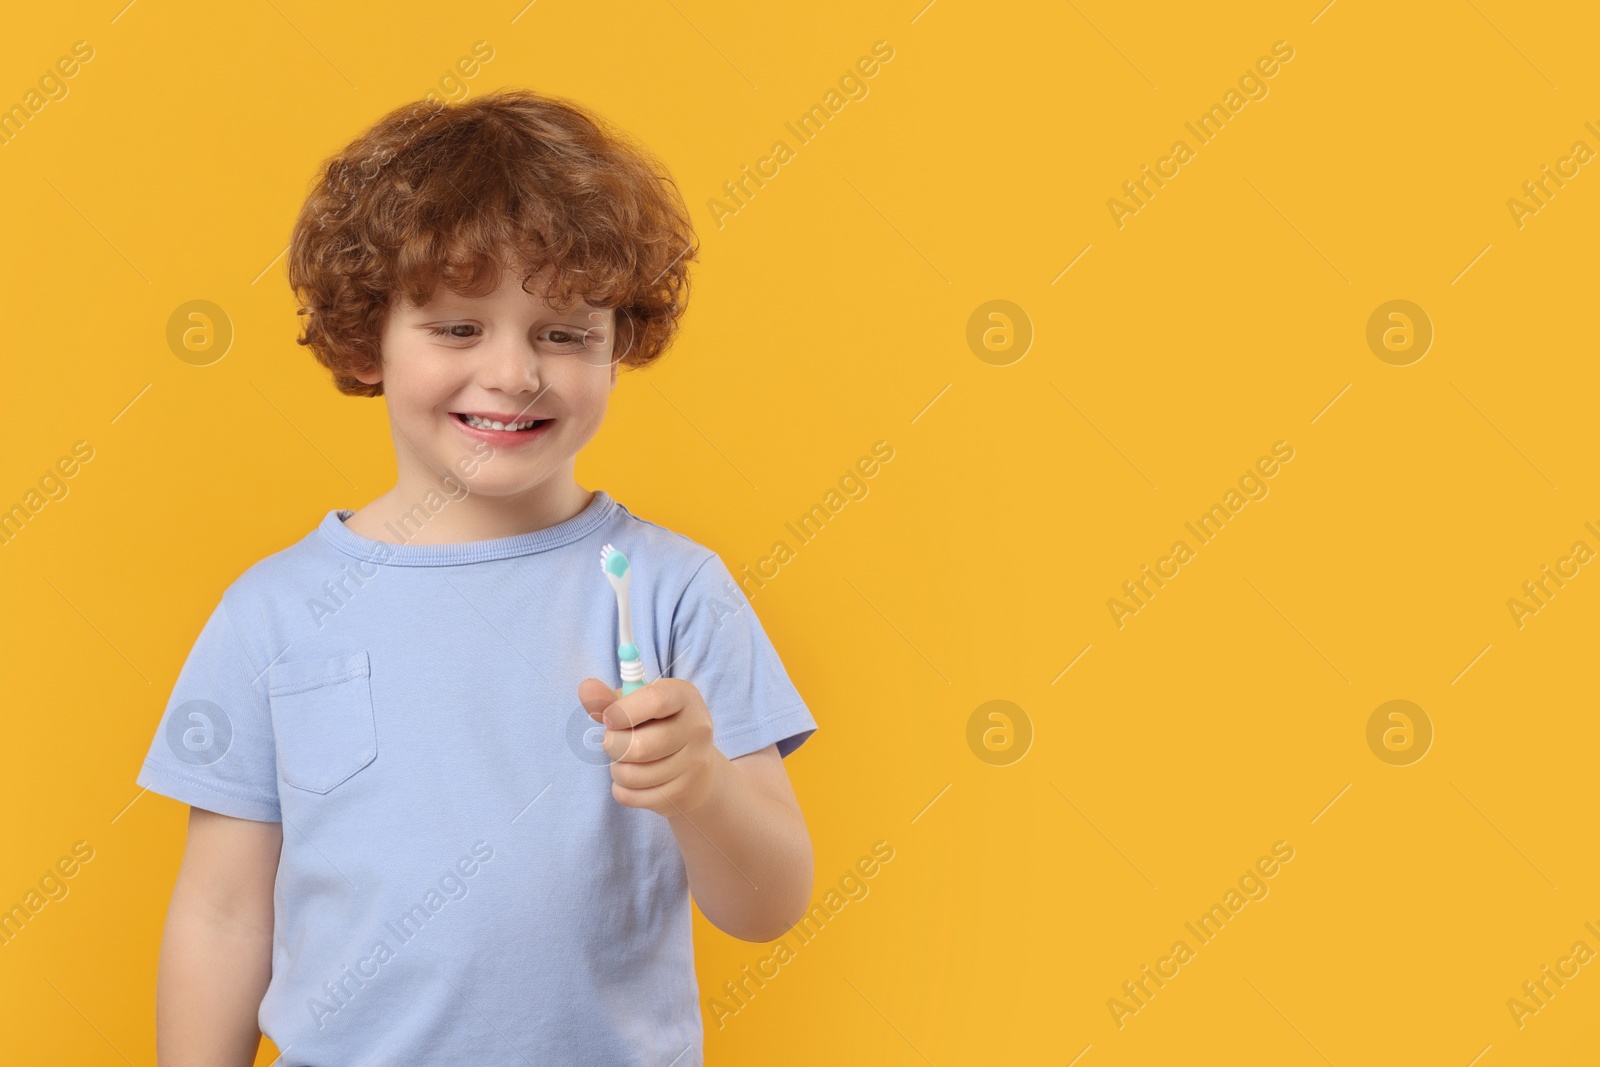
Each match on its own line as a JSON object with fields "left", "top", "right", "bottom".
{"left": 452, "top": 413, "right": 553, "bottom": 432}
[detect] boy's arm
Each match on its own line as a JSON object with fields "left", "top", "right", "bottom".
{"left": 155, "top": 806, "right": 281, "bottom": 1067}
{"left": 666, "top": 743, "right": 814, "bottom": 943}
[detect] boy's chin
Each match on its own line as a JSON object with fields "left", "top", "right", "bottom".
{"left": 446, "top": 466, "right": 573, "bottom": 498}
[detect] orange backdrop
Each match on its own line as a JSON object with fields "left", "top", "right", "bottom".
{"left": 2, "top": 1, "right": 1598, "bottom": 1064}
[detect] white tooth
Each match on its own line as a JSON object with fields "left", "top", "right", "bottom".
{"left": 463, "top": 413, "right": 540, "bottom": 431}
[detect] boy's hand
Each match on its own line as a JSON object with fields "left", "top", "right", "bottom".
{"left": 576, "top": 677, "right": 726, "bottom": 818}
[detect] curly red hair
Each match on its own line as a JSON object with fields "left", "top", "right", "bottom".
{"left": 287, "top": 88, "right": 699, "bottom": 397}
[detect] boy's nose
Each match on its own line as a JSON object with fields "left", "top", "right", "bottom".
{"left": 479, "top": 333, "right": 544, "bottom": 394}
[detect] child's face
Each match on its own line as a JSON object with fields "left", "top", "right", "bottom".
{"left": 359, "top": 263, "right": 619, "bottom": 500}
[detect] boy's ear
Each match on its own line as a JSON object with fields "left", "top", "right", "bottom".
{"left": 354, "top": 360, "right": 383, "bottom": 386}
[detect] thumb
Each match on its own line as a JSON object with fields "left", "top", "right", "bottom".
{"left": 578, "top": 677, "right": 623, "bottom": 723}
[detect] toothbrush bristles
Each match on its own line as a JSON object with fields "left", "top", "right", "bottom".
{"left": 599, "top": 542, "right": 630, "bottom": 579}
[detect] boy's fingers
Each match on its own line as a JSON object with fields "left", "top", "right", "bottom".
{"left": 599, "top": 679, "right": 681, "bottom": 730}
{"left": 577, "top": 677, "right": 623, "bottom": 722}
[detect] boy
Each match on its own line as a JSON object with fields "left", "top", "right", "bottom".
{"left": 136, "top": 88, "right": 818, "bottom": 1066}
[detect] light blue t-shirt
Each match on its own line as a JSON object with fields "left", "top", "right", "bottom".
{"left": 135, "top": 489, "right": 817, "bottom": 1066}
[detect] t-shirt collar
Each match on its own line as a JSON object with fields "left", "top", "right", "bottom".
{"left": 318, "top": 490, "right": 617, "bottom": 566}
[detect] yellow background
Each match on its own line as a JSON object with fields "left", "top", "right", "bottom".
{"left": 2, "top": 0, "right": 1597, "bottom": 1063}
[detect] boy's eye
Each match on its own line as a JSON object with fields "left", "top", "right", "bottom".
{"left": 426, "top": 324, "right": 480, "bottom": 339}
{"left": 543, "top": 328, "right": 590, "bottom": 349}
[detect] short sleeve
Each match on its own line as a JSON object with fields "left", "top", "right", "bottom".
{"left": 664, "top": 553, "right": 817, "bottom": 760}
{"left": 135, "top": 594, "right": 282, "bottom": 822}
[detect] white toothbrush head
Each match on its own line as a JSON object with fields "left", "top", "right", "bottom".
{"left": 599, "top": 542, "right": 631, "bottom": 593}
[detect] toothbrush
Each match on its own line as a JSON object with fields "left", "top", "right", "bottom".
{"left": 599, "top": 543, "right": 646, "bottom": 695}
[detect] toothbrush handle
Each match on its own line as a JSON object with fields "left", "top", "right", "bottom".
{"left": 618, "top": 640, "right": 646, "bottom": 695}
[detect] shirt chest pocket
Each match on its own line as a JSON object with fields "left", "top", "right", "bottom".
{"left": 268, "top": 651, "right": 378, "bottom": 794}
